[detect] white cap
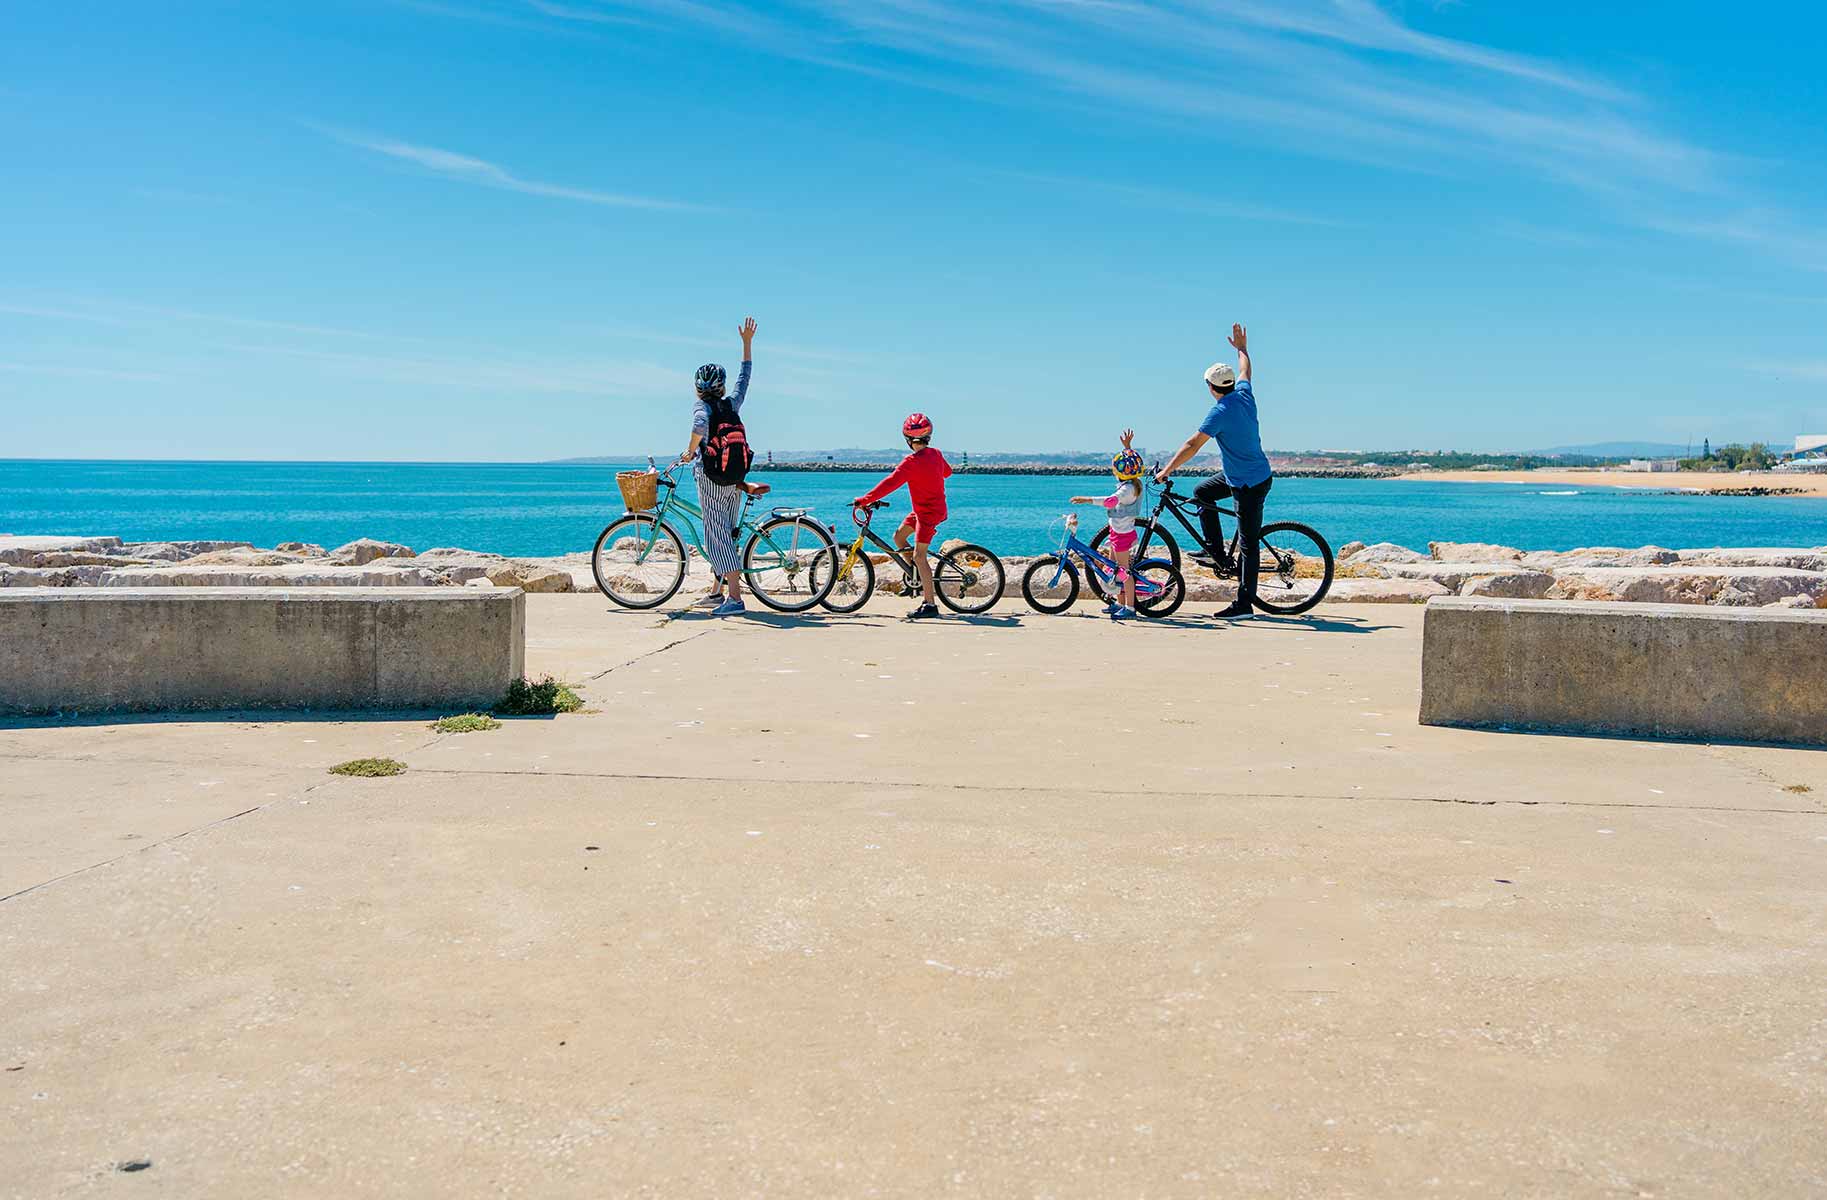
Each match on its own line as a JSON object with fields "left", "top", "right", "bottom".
{"left": 1204, "top": 362, "right": 1237, "bottom": 389}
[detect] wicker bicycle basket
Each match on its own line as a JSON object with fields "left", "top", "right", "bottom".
{"left": 617, "top": 469, "right": 659, "bottom": 512}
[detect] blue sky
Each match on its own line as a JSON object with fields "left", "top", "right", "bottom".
{"left": 3, "top": 0, "right": 1825, "bottom": 460}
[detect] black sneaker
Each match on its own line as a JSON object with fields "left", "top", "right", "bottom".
{"left": 908, "top": 603, "right": 941, "bottom": 619}
{"left": 1214, "top": 602, "right": 1252, "bottom": 619}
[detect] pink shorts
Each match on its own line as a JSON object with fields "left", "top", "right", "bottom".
{"left": 898, "top": 511, "right": 946, "bottom": 545}
{"left": 1107, "top": 529, "right": 1138, "bottom": 555}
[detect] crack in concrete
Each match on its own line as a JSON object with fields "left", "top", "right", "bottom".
{"left": 583, "top": 628, "right": 718, "bottom": 682}
{"left": 397, "top": 766, "right": 1827, "bottom": 817}
{"left": 0, "top": 786, "right": 318, "bottom": 905}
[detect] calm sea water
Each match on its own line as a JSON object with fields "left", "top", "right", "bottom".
{"left": 4, "top": 459, "right": 1825, "bottom": 557}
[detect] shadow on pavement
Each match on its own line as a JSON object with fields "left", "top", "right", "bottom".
{"left": 1246, "top": 613, "right": 1400, "bottom": 634}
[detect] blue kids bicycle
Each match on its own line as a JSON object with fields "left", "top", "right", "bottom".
{"left": 1020, "top": 514, "right": 1185, "bottom": 618}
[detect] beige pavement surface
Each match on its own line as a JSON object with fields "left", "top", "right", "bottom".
{"left": 4, "top": 594, "right": 1825, "bottom": 1197}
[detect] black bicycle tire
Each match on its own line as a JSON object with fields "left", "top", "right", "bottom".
{"left": 1252, "top": 521, "right": 1334, "bottom": 615}
{"left": 934, "top": 543, "right": 1005, "bottom": 614}
{"left": 1021, "top": 556, "right": 1079, "bottom": 614}
{"left": 742, "top": 515, "right": 839, "bottom": 613}
{"left": 591, "top": 516, "right": 687, "bottom": 609}
{"left": 1134, "top": 558, "right": 1186, "bottom": 618}
{"left": 1086, "top": 520, "right": 1182, "bottom": 598}
{"left": 817, "top": 545, "right": 876, "bottom": 613}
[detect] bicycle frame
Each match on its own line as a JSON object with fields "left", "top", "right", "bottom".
{"left": 627, "top": 466, "right": 813, "bottom": 577}
{"left": 1138, "top": 482, "right": 1240, "bottom": 565}
{"left": 1044, "top": 520, "right": 1169, "bottom": 600}
{"left": 833, "top": 509, "right": 926, "bottom": 585}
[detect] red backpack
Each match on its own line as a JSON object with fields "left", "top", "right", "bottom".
{"left": 699, "top": 394, "right": 754, "bottom": 486}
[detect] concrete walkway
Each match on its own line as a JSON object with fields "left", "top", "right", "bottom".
{"left": 3, "top": 596, "right": 1824, "bottom": 1197}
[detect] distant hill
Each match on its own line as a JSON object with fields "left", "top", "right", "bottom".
{"left": 1532, "top": 441, "right": 1691, "bottom": 458}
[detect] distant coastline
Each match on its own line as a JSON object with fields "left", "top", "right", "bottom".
{"left": 750, "top": 461, "right": 1403, "bottom": 479}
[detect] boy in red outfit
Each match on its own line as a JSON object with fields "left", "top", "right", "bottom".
{"left": 852, "top": 412, "right": 952, "bottom": 618}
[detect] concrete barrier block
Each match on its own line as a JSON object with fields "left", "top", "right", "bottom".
{"left": 1420, "top": 597, "right": 1827, "bottom": 745}
{"left": 0, "top": 587, "right": 525, "bottom": 715}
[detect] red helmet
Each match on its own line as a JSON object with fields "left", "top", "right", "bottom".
{"left": 902, "top": 412, "right": 934, "bottom": 440}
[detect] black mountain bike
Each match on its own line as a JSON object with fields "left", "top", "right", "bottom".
{"left": 817, "top": 502, "right": 1006, "bottom": 614}
{"left": 1084, "top": 474, "right": 1334, "bottom": 615}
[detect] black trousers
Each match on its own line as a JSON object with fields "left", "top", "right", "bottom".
{"left": 1192, "top": 474, "right": 1273, "bottom": 608}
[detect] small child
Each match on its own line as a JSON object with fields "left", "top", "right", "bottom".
{"left": 852, "top": 412, "right": 952, "bottom": 619}
{"left": 1070, "top": 429, "right": 1145, "bottom": 620}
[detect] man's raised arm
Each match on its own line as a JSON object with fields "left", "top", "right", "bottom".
{"left": 1230, "top": 322, "right": 1250, "bottom": 383}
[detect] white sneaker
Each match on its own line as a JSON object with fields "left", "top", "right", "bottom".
{"left": 692, "top": 593, "right": 725, "bottom": 609}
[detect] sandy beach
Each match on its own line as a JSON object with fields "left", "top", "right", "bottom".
{"left": 1395, "top": 467, "right": 1827, "bottom": 495}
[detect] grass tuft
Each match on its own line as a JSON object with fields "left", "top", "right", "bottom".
{"left": 430, "top": 712, "right": 502, "bottom": 734}
{"left": 495, "top": 675, "right": 585, "bottom": 716}
{"left": 328, "top": 757, "right": 407, "bottom": 778}
{"left": 1783, "top": 783, "right": 1813, "bottom": 794}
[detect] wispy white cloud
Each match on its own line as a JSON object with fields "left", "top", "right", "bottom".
{"left": 0, "top": 296, "right": 413, "bottom": 341}
{"left": 314, "top": 125, "right": 712, "bottom": 212}
{"left": 990, "top": 168, "right": 1357, "bottom": 228}
{"left": 488, "top": 1, "right": 1820, "bottom": 253}
{"left": 1745, "top": 361, "right": 1827, "bottom": 383}
{"left": 0, "top": 361, "right": 171, "bottom": 382}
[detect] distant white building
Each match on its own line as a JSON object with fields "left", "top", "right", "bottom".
{"left": 1795, "top": 435, "right": 1827, "bottom": 456}
{"left": 1623, "top": 458, "right": 1680, "bottom": 472}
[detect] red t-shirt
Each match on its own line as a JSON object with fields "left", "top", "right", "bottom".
{"left": 857, "top": 447, "right": 952, "bottom": 522}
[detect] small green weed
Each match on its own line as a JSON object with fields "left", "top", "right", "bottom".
{"left": 495, "top": 676, "right": 585, "bottom": 716}
{"left": 328, "top": 757, "right": 407, "bottom": 778}
{"left": 430, "top": 712, "right": 502, "bottom": 734}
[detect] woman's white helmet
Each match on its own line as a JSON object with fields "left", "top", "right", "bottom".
{"left": 1204, "top": 362, "right": 1237, "bottom": 390}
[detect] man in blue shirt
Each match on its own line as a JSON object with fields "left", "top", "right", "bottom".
{"left": 1154, "top": 323, "right": 1273, "bottom": 618}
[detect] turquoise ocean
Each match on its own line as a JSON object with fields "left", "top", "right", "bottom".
{"left": 3, "top": 459, "right": 1824, "bottom": 558}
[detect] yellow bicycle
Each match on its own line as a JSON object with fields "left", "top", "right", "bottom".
{"left": 818, "top": 502, "right": 1005, "bottom": 614}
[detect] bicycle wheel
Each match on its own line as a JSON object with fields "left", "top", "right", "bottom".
{"left": 815, "top": 544, "right": 876, "bottom": 614}
{"left": 742, "top": 514, "right": 838, "bottom": 612}
{"left": 934, "top": 543, "right": 1004, "bottom": 614}
{"left": 1087, "top": 520, "right": 1181, "bottom": 598}
{"left": 591, "top": 515, "right": 687, "bottom": 609}
{"left": 1252, "top": 522, "right": 1334, "bottom": 615}
{"left": 1020, "top": 556, "right": 1079, "bottom": 614}
{"left": 1134, "top": 558, "right": 1185, "bottom": 618}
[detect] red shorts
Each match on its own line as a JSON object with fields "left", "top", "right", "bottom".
{"left": 898, "top": 510, "right": 946, "bottom": 545}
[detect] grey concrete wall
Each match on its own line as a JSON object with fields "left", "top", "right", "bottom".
{"left": 0, "top": 587, "right": 525, "bottom": 715}
{"left": 1420, "top": 597, "right": 1827, "bottom": 745}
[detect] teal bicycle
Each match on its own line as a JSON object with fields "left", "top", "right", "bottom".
{"left": 590, "top": 462, "right": 838, "bottom": 612}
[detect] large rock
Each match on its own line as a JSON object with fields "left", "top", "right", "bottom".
{"left": 483, "top": 563, "right": 575, "bottom": 594}
{"left": 1345, "top": 542, "right": 1429, "bottom": 565}
{"left": 180, "top": 548, "right": 309, "bottom": 566}
{"left": 1675, "top": 548, "right": 1827, "bottom": 570}
{"left": 1336, "top": 540, "right": 1367, "bottom": 559}
{"left": 1460, "top": 570, "right": 1556, "bottom": 599}
{"left": 1323, "top": 578, "right": 1451, "bottom": 603}
{"left": 1520, "top": 546, "right": 1679, "bottom": 569}
{"left": 1376, "top": 562, "right": 1541, "bottom": 589}
{"left": 121, "top": 540, "right": 253, "bottom": 562}
{"left": 0, "top": 536, "right": 125, "bottom": 565}
{"left": 1429, "top": 541, "right": 1522, "bottom": 562}
{"left": 325, "top": 538, "right": 416, "bottom": 566}
{"left": 31, "top": 551, "right": 155, "bottom": 568}
{"left": 276, "top": 541, "right": 328, "bottom": 557}
{"left": 1546, "top": 567, "right": 1827, "bottom": 607}
{"left": 100, "top": 565, "right": 447, "bottom": 588}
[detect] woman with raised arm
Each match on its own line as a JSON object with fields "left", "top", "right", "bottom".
{"left": 678, "top": 317, "right": 764, "bottom": 616}
{"left": 1154, "top": 322, "right": 1273, "bottom": 618}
